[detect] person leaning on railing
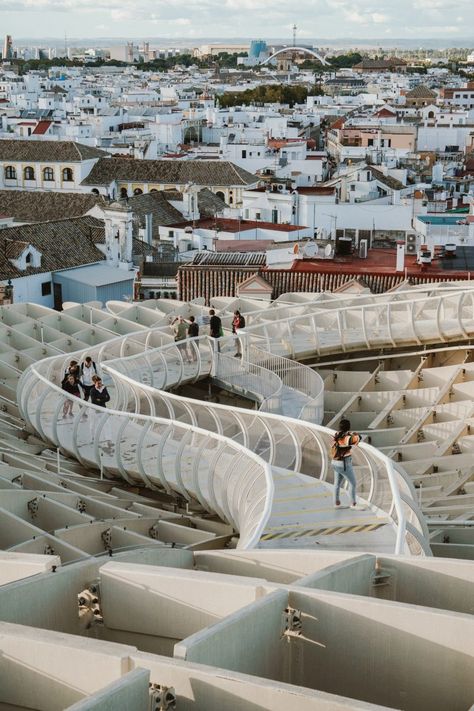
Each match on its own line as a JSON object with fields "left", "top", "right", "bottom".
{"left": 331, "top": 418, "right": 361, "bottom": 509}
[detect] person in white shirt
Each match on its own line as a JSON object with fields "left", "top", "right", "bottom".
{"left": 80, "top": 356, "right": 98, "bottom": 402}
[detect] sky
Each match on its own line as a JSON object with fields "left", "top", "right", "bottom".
{"left": 1, "top": 0, "right": 473, "bottom": 42}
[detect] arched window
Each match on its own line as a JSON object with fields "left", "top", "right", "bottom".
{"left": 25, "top": 252, "right": 32, "bottom": 265}
{"left": 133, "top": 188, "right": 143, "bottom": 195}
{"left": 216, "top": 191, "right": 225, "bottom": 201}
{"left": 43, "top": 167, "right": 54, "bottom": 181}
{"left": 62, "top": 167, "right": 73, "bottom": 182}
{"left": 5, "top": 166, "right": 16, "bottom": 180}
{"left": 91, "top": 188, "right": 99, "bottom": 195}
{"left": 150, "top": 189, "right": 158, "bottom": 193}
{"left": 24, "top": 166, "right": 35, "bottom": 181}
{"left": 120, "top": 187, "right": 128, "bottom": 199}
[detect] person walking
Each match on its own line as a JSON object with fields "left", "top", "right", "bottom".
{"left": 63, "top": 360, "right": 80, "bottom": 384}
{"left": 172, "top": 315, "right": 189, "bottom": 361}
{"left": 90, "top": 377, "right": 110, "bottom": 408}
{"left": 61, "top": 373, "right": 81, "bottom": 419}
{"left": 80, "top": 356, "right": 98, "bottom": 402}
{"left": 331, "top": 418, "right": 361, "bottom": 508}
{"left": 232, "top": 310, "right": 245, "bottom": 358}
{"left": 187, "top": 315, "right": 199, "bottom": 362}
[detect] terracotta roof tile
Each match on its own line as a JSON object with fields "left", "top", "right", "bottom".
{"left": 0, "top": 139, "right": 108, "bottom": 162}
{"left": 82, "top": 157, "right": 259, "bottom": 188}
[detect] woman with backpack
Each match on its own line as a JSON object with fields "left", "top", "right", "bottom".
{"left": 330, "top": 418, "right": 361, "bottom": 509}
{"left": 232, "top": 310, "right": 245, "bottom": 358}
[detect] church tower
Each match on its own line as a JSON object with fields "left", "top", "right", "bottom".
{"left": 103, "top": 202, "right": 134, "bottom": 270}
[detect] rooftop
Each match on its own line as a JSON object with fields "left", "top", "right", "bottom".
{"left": 0, "top": 139, "right": 108, "bottom": 163}
{"left": 171, "top": 217, "right": 305, "bottom": 233}
{"left": 82, "top": 157, "right": 259, "bottom": 187}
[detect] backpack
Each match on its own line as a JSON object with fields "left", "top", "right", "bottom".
{"left": 330, "top": 433, "right": 353, "bottom": 461}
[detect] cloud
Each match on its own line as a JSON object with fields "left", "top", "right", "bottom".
{"left": 1, "top": 0, "right": 473, "bottom": 38}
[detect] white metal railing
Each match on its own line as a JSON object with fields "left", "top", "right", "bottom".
{"left": 17, "top": 366, "right": 274, "bottom": 550}
{"left": 13, "top": 292, "right": 436, "bottom": 554}
{"left": 242, "top": 289, "right": 474, "bottom": 359}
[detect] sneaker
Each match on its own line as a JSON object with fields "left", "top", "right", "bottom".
{"left": 234, "top": 353, "right": 240, "bottom": 358}
{"left": 334, "top": 500, "right": 341, "bottom": 508}
{"left": 350, "top": 502, "right": 358, "bottom": 509}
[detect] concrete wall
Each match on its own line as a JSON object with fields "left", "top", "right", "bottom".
{"left": 132, "top": 652, "right": 391, "bottom": 711}
{"left": 288, "top": 589, "right": 474, "bottom": 711}
{"left": 100, "top": 561, "right": 269, "bottom": 644}
{"left": 11, "top": 272, "right": 54, "bottom": 308}
{"left": 175, "top": 590, "right": 288, "bottom": 682}
{"left": 66, "top": 669, "right": 150, "bottom": 711}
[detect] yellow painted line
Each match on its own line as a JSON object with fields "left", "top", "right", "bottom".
{"left": 351, "top": 524, "right": 370, "bottom": 533}
{"left": 269, "top": 505, "right": 366, "bottom": 518}
{"left": 264, "top": 518, "right": 385, "bottom": 532}
{"left": 328, "top": 526, "right": 353, "bottom": 535}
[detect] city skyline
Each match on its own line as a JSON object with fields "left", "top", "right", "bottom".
{"left": 1, "top": 0, "right": 473, "bottom": 42}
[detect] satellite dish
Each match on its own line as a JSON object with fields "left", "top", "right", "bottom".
{"left": 324, "top": 244, "right": 333, "bottom": 258}
{"left": 303, "top": 241, "right": 318, "bottom": 258}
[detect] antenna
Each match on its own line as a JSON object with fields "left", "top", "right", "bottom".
{"left": 64, "top": 31, "right": 68, "bottom": 58}
{"left": 292, "top": 24, "right": 297, "bottom": 47}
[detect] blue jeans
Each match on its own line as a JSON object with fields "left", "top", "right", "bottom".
{"left": 332, "top": 456, "right": 357, "bottom": 505}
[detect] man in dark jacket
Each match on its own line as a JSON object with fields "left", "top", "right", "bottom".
{"left": 209, "top": 309, "right": 222, "bottom": 339}
{"left": 90, "top": 377, "right": 111, "bottom": 408}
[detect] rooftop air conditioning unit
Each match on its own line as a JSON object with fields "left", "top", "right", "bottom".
{"left": 277, "top": 184, "right": 284, "bottom": 191}
{"left": 359, "top": 239, "right": 368, "bottom": 259}
{"left": 405, "top": 232, "right": 417, "bottom": 255}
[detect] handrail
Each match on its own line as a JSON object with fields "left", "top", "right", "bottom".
{"left": 17, "top": 366, "right": 275, "bottom": 551}
{"left": 14, "top": 297, "right": 430, "bottom": 554}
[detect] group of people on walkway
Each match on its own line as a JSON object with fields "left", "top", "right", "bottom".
{"left": 172, "top": 315, "right": 200, "bottom": 362}
{"left": 61, "top": 356, "right": 110, "bottom": 418}
{"left": 172, "top": 309, "right": 246, "bottom": 358}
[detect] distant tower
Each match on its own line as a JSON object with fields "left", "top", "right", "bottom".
{"left": 292, "top": 24, "right": 297, "bottom": 47}
{"left": 103, "top": 202, "right": 134, "bottom": 270}
{"left": 3, "top": 35, "right": 13, "bottom": 61}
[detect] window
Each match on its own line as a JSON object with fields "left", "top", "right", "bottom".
{"left": 367, "top": 138, "right": 374, "bottom": 147}
{"left": 242, "top": 149, "right": 247, "bottom": 158}
{"left": 272, "top": 208, "right": 278, "bottom": 223}
{"left": 120, "top": 187, "right": 128, "bottom": 198}
{"left": 43, "top": 167, "right": 54, "bottom": 181}
{"left": 5, "top": 166, "right": 16, "bottom": 180}
{"left": 24, "top": 166, "right": 35, "bottom": 180}
{"left": 41, "top": 281, "right": 52, "bottom": 296}
{"left": 25, "top": 252, "right": 32, "bottom": 264}
{"left": 62, "top": 167, "right": 73, "bottom": 182}
{"left": 133, "top": 188, "right": 143, "bottom": 195}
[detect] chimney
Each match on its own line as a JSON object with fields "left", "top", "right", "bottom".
{"left": 145, "top": 213, "right": 153, "bottom": 245}
{"left": 396, "top": 240, "right": 405, "bottom": 273}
